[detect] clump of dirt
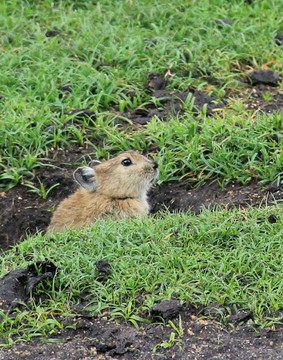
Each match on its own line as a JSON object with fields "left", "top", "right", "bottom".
{"left": 151, "top": 300, "right": 183, "bottom": 321}
{"left": 95, "top": 260, "right": 112, "bottom": 281}
{"left": 45, "top": 29, "right": 61, "bottom": 37}
{"left": 248, "top": 69, "right": 281, "bottom": 86}
{"left": 0, "top": 261, "right": 56, "bottom": 318}
{"left": 58, "top": 84, "right": 73, "bottom": 98}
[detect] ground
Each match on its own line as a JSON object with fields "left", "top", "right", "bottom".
{"left": 0, "top": 308, "right": 282, "bottom": 360}
{"left": 0, "top": 82, "right": 282, "bottom": 359}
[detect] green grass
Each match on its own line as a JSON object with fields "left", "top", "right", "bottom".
{"left": 1, "top": 109, "right": 282, "bottom": 188}
{"left": 89, "top": 112, "right": 283, "bottom": 185}
{"left": 0, "top": 0, "right": 282, "bottom": 346}
{"left": 0, "top": 0, "right": 282, "bottom": 188}
{"left": 1, "top": 207, "right": 282, "bottom": 343}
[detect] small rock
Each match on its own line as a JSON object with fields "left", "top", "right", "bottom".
{"left": 151, "top": 300, "right": 183, "bottom": 320}
{"left": 248, "top": 70, "right": 280, "bottom": 86}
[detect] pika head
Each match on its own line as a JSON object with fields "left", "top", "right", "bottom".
{"left": 47, "top": 151, "right": 158, "bottom": 232}
{"left": 73, "top": 150, "right": 158, "bottom": 200}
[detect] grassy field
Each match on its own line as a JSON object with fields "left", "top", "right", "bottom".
{"left": 0, "top": 0, "right": 282, "bottom": 188}
{"left": 0, "top": 0, "right": 282, "bottom": 344}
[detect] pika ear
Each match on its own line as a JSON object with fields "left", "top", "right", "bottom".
{"left": 73, "top": 166, "right": 97, "bottom": 191}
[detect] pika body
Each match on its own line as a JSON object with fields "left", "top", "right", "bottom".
{"left": 47, "top": 151, "right": 158, "bottom": 232}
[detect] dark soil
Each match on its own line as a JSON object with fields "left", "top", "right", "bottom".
{"left": 1, "top": 306, "right": 282, "bottom": 360}
{"left": 0, "top": 261, "right": 56, "bottom": 316}
{"left": 115, "top": 73, "right": 225, "bottom": 126}
{"left": 0, "top": 82, "right": 282, "bottom": 359}
{"left": 239, "top": 84, "right": 283, "bottom": 113}
{"left": 149, "top": 179, "right": 282, "bottom": 215}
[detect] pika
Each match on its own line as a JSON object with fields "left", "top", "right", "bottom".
{"left": 47, "top": 151, "right": 158, "bottom": 232}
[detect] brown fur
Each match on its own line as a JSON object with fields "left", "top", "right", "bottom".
{"left": 47, "top": 151, "right": 158, "bottom": 233}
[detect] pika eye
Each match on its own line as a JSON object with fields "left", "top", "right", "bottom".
{"left": 121, "top": 158, "right": 132, "bottom": 166}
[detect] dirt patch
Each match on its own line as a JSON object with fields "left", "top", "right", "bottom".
{"left": 115, "top": 72, "right": 225, "bottom": 126}
{"left": 149, "top": 180, "right": 282, "bottom": 215}
{"left": 0, "top": 149, "right": 82, "bottom": 250}
{"left": 239, "top": 84, "right": 283, "bottom": 113}
{"left": 0, "top": 304, "right": 282, "bottom": 360}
